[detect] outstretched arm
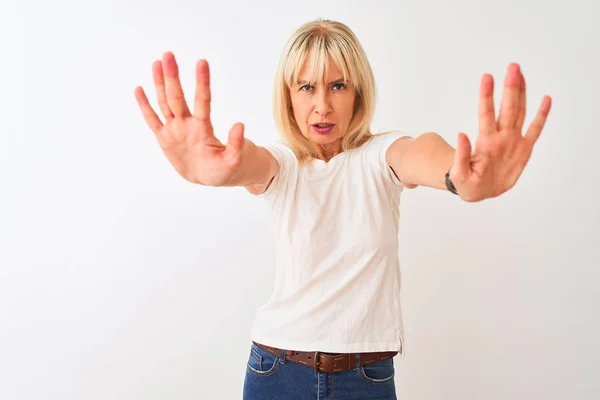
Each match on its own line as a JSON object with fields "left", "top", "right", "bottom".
{"left": 386, "top": 132, "right": 454, "bottom": 191}
{"left": 386, "top": 63, "right": 552, "bottom": 202}
{"left": 135, "top": 52, "right": 277, "bottom": 190}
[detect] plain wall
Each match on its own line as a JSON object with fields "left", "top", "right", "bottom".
{"left": 3, "top": 0, "right": 599, "bottom": 398}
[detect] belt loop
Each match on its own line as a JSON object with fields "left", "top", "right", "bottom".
{"left": 354, "top": 352, "right": 360, "bottom": 370}
{"left": 279, "top": 348, "right": 286, "bottom": 364}
{"left": 313, "top": 351, "right": 321, "bottom": 373}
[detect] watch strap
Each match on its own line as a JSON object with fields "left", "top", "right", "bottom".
{"left": 445, "top": 166, "right": 458, "bottom": 195}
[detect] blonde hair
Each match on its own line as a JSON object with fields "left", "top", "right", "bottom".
{"left": 273, "top": 19, "right": 384, "bottom": 163}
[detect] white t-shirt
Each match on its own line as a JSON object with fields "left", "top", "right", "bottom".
{"left": 249, "top": 130, "right": 409, "bottom": 357}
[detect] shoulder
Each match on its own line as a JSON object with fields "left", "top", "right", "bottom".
{"left": 360, "top": 130, "right": 413, "bottom": 162}
{"left": 253, "top": 142, "right": 298, "bottom": 198}
{"left": 263, "top": 142, "right": 297, "bottom": 164}
{"left": 357, "top": 130, "right": 415, "bottom": 188}
{"left": 371, "top": 130, "right": 413, "bottom": 146}
{"left": 261, "top": 142, "right": 298, "bottom": 176}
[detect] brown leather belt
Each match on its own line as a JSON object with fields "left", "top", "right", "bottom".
{"left": 252, "top": 341, "right": 398, "bottom": 373}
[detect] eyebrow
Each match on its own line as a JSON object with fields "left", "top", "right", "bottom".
{"left": 296, "top": 77, "right": 346, "bottom": 86}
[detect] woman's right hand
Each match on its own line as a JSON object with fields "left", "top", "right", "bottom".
{"left": 134, "top": 52, "right": 246, "bottom": 186}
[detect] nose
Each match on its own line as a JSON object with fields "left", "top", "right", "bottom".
{"left": 314, "top": 88, "right": 332, "bottom": 116}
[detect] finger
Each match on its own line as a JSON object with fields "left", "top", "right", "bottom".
{"left": 226, "top": 123, "right": 245, "bottom": 155}
{"left": 478, "top": 73, "right": 496, "bottom": 135}
{"left": 194, "top": 59, "right": 212, "bottom": 122}
{"left": 497, "top": 63, "right": 521, "bottom": 131}
{"left": 524, "top": 95, "right": 552, "bottom": 145}
{"left": 134, "top": 86, "right": 164, "bottom": 135}
{"left": 162, "top": 52, "right": 191, "bottom": 117}
{"left": 152, "top": 60, "right": 174, "bottom": 120}
{"left": 515, "top": 70, "right": 527, "bottom": 131}
{"left": 453, "top": 132, "right": 472, "bottom": 179}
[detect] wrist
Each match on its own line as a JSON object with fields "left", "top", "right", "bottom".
{"left": 445, "top": 165, "right": 458, "bottom": 195}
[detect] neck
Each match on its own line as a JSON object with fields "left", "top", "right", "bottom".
{"left": 315, "top": 140, "right": 342, "bottom": 162}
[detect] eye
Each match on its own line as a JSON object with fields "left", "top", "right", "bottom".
{"left": 332, "top": 83, "right": 346, "bottom": 91}
{"left": 300, "top": 84, "right": 314, "bottom": 92}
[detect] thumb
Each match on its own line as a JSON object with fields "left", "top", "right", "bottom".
{"left": 227, "top": 122, "right": 245, "bottom": 154}
{"left": 453, "top": 132, "right": 472, "bottom": 178}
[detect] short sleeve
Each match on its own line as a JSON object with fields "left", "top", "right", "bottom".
{"left": 368, "top": 131, "right": 412, "bottom": 187}
{"left": 258, "top": 142, "right": 297, "bottom": 199}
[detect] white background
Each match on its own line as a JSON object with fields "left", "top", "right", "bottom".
{"left": 3, "top": 0, "right": 599, "bottom": 399}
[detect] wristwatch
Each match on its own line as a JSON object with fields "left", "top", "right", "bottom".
{"left": 445, "top": 165, "right": 458, "bottom": 195}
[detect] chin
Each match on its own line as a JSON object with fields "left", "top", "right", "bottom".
{"left": 310, "top": 134, "right": 342, "bottom": 143}
{"left": 303, "top": 129, "right": 344, "bottom": 144}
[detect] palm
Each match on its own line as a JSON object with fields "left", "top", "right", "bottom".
{"left": 157, "top": 118, "right": 230, "bottom": 183}
{"left": 469, "top": 127, "right": 533, "bottom": 198}
{"left": 134, "top": 52, "right": 245, "bottom": 186}
{"left": 451, "top": 63, "right": 552, "bottom": 202}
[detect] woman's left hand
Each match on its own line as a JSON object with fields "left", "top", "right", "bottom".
{"left": 450, "top": 63, "right": 552, "bottom": 202}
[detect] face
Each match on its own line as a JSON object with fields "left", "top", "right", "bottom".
{"left": 289, "top": 54, "right": 357, "bottom": 158}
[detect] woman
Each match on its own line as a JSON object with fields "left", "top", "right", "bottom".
{"left": 134, "top": 19, "right": 551, "bottom": 400}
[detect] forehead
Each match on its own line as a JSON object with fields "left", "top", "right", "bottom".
{"left": 297, "top": 53, "right": 342, "bottom": 77}
{"left": 293, "top": 51, "right": 347, "bottom": 85}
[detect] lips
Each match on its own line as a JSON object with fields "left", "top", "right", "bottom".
{"left": 312, "top": 124, "right": 335, "bottom": 134}
{"left": 312, "top": 123, "right": 335, "bottom": 128}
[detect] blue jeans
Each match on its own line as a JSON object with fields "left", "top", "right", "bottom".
{"left": 243, "top": 342, "right": 397, "bottom": 399}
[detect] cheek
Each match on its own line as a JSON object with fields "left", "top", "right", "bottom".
{"left": 339, "top": 98, "right": 356, "bottom": 123}
{"left": 291, "top": 102, "right": 309, "bottom": 122}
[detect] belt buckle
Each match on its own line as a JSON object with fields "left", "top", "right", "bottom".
{"left": 313, "top": 351, "right": 322, "bottom": 372}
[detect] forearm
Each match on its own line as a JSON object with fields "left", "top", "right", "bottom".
{"left": 398, "top": 132, "right": 455, "bottom": 190}
{"left": 221, "top": 138, "right": 276, "bottom": 187}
